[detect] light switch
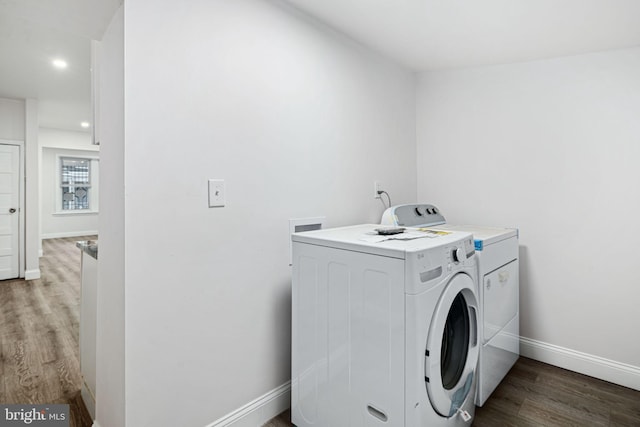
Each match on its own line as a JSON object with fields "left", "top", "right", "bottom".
{"left": 208, "top": 179, "right": 225, "bottom": 207}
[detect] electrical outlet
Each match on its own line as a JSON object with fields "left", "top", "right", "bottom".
{"left": 374, "top": 181, "right": 382, "bottom": 199}
{"left": 208, "top": 179, "right": 225, "bottom": 207}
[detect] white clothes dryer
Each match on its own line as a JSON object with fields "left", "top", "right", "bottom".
{"left": 381, "top": 205, "right": 519, "bottom": 407}
{"left": 291, "top": 224, "right": 479, "bottom": 426}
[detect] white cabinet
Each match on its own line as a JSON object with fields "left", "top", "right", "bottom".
{"left": 78, "top": 242, "right": 97, "bottom": 419}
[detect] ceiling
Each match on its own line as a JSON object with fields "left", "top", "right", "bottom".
{"left": 2, "top": 1, "right": 640, "bottom": 132}
{"left": 0, "top": 0, "right": 121, "bottom": 132}
{"left": 284, "top": 0, "right": 640, "bottom": 70}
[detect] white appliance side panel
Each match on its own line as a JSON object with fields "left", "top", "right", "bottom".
{"left": 292, "top": 249, "right": 322, "bottom": 425}
{"left": 483, "top": 259, "right": 519, "bottom": 343}
{"left": 292, "top": 242, "right": 405, "bottom": 427}
{"left": 326, "top": 261, "right": 351, "bottom": 424}
{"left": 79, "top": 251, "right": 98, "bottom": 416}
{"left": 476, "top": 236, "right": 518, "bottom": 276}
{"left": 477, "top": 314, "right": 520, "bottom": 406}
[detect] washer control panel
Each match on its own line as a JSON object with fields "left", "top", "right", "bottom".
{"left": 405, "top": 234, "right": 476, "bottom": 294}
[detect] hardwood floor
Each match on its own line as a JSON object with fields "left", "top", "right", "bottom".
{"left": 0, "top": 236, "right": 95, "bottom": 427}
{"left": 474, "top": 357, "right": 640, "bottom": 426}
{"left": 267, "top": 357, "right": 640, "bottom": 426}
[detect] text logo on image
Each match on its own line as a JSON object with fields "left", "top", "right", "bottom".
{"left": 1, "top": 405, "right": 69, "bottom": 427}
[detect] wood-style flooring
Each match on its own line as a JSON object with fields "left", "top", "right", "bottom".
{"left": 266, "top": 357, "right": 640, "bottom": 426}
{"left": 0, "top": 237, "right": 95, "bottom": 427}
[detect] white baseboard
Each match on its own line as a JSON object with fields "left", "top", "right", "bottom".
{"left": 81, "top": 381, "right": 96, "bottom": 420}
{"left": 520, "top": 336, "right": 640, "bottom": 391}
{"left": 42, "top": 230, "right": 98, "bottom": 239}
{"left": 24, "top": 269, "right": 41, "bottom": 280}
{"left": 206, "top": 382, "right": 291, "bottom": 427}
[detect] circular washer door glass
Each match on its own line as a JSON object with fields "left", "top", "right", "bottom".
{"left": 425, "top": 273, "right": 479, "bottom": 418}
{"left": 440, "top": 293, "right": 470, "bottom": 390}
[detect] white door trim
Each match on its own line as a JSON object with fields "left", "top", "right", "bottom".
{"left": 0, "top": 139, "right": 25, "bottom": 278}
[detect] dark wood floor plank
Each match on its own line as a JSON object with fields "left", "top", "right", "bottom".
{"left": 54, "top": 355, "right": 81, "bottom": 399}
{"left": 0, "top": 337, "right": 4, "bottom": 376}
{"left": 0, "top": 236, "right": 95, "bottom": 427}
{"left": 504, "top": 366, "right": 612, "bottom": 426}
{"left": 263, "top": 409, "right": 291, "bottom": 427}
{"left": 534, "top": 365, "right": 640, "bottom": 422}
{"left": 522, "top": 390, "right": 609, "bottom": 426}
{"left": 478, "top": 380, "right": 526, "bottom": 417}
{"left": 265, "top": 357, "right": 640, "bottom": 426}
{"left": 4, "top": 339, "right": 46, "bottom": 404}
{"left": 473, "top": 405, "right": 540, "bottom": 427}
{"left": 504, "top": 357, "right": 540, "bottom": 383}
{"left": 610, "top": 408, "right": 640, "bottom": 427}
{"left": 38, "top": 328, "right": 59, "bottom": 365}
{"left": 518, "top": 396, "right": 587, "bottom": 427}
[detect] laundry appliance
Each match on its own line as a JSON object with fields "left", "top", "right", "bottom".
{"left": 381, "top": 204, "right": 519, "bottom": 406}
{"left": 291, "top": 224, "right": 479, "bottom": 426}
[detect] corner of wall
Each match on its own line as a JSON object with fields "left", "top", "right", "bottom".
{"left": 24, "top": 269, "right": 41, "bottom": 280}
{"left": 25, "top": 98, "right": 40, "bottom": 277}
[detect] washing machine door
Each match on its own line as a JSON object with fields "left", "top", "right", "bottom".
{"left": 425, "top": 272, "right": 479, "bottom": 418}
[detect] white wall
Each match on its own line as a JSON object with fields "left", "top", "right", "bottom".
{"left": 115, "top": 0, "right": 416, "bottom": 425}
{"left": 416, "top": 48, "right": 640, "bottom": 376}
{"left": 0, "top": 98, "right": 25, "bottom": 140}
{"left": 95, "top": 6, "right": 125, "bottom": 427}
{"left": 40, "top": 127, "right": 97, "bottom": 151}
{"left": 39, "top": 128, "right": 99, "bottom": 239}
{"left": 40, "top": 148, "right": 99, "bottom": 238}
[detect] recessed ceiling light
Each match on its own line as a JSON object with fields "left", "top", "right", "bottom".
{"left": 52, "top": 59, "right": 68, "bottom": 69}
{"left": 80, "top": 122, "right": 90, "bottom": 128}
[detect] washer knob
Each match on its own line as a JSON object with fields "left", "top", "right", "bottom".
{"left": 451, "top": 247, "right": 463, "bottom": 263}
{"left": 415, "top": 207, "right": 423, "bottom": 216}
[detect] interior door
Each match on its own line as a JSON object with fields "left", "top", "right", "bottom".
{"left": 0, "top": 144, "right": 20, "bottom": 280}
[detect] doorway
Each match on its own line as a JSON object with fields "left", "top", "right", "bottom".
{"left": 0, "top": 142, "right": 24, "bottom": 280}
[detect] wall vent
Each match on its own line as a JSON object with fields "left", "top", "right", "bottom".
{"left": 289, "top": 216, "right": 325, "bottom": 266}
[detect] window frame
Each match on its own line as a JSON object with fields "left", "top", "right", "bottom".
{"left": 55, "top": 154, "right": 100, "bottom": 215}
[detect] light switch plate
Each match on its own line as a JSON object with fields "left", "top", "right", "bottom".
{"left": 208, "top": 179, "right": 225, "bottom": 207}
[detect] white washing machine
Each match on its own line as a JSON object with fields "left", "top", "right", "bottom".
{"left": 381, "top": 204, "right": 519, "bottom": 407}
{"left": 291, "top": 224, "right": 479, "bottom": 426}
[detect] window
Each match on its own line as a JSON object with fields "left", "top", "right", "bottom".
{"left": 60, "top": 157, "right": 92, "bottom": 211}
